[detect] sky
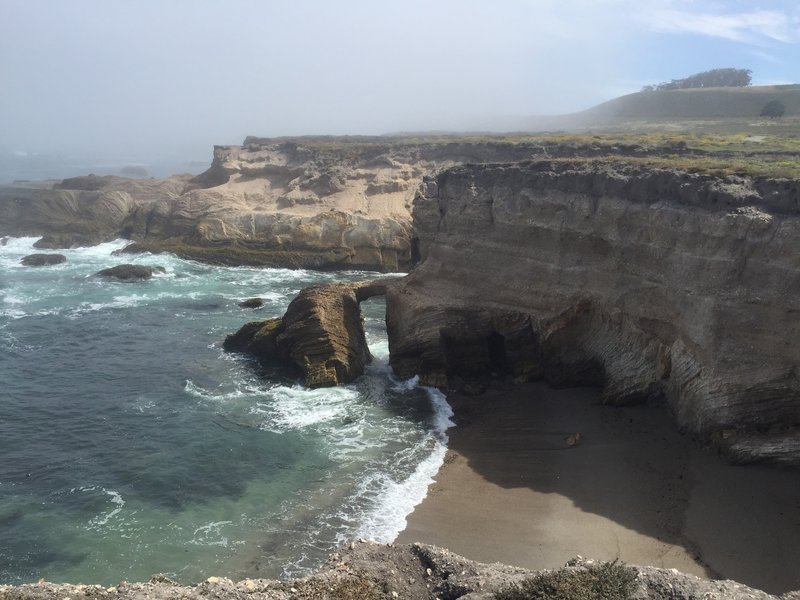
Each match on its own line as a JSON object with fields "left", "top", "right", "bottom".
{"left": 1, "top": 0, "right": 799, "bottom": 164}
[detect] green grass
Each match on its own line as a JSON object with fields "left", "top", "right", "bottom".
{"left": 494, "top": 561, "right": 638, "bottom": 600}
{"left": 241, "top": 125, "right": 800, "bottom": 179}
{"left": 581, "top": 85, "right": 800, "bottom": 121}
{"left": 550, "top": 153, "right": 800, "bottom": 179}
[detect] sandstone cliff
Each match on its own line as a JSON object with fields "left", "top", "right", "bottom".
{"left": 387, "top": 161, "right": 800, "bottom": 464}
{"left": 116, "top": 139, "right": 596, "bottom": 271}
{"left": 0, "top": 138, "right": 682, "bottom": 270}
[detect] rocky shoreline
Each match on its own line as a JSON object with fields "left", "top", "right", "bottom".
{"left": 218, "top": 155, "right": 800, "bottom": 465}
{"left": 4, "top": 136, "right": 800, "bottom": 595}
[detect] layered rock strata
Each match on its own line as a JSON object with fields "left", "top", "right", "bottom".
{"left": 0, "top": 176, "right": 189, "bottom": 248}
{"left": 112, "top": 138, "right": 597, "bottom": 271}
{"left": 0, "top": 138, "right": 690, "bottom": 271}
{"left": 1, "top": 541, "right": 794, "bottom": 600}
{"left": 387, "top": 162, "right": 800, "bottom": 464}
{"left": 224, "top": 279, "right": 397, "bottom": 387}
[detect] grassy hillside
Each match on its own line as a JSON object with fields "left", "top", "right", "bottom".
{"left": 578, "top": 85, "right": 800, "bottom": 120}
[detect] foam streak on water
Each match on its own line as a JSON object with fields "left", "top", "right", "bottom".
{"left": 0, "top": 236, "right": 450, "bottom": 585}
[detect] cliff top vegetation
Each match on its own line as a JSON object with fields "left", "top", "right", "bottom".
{"left": 242, "top": 127, "right": 800, "bottom": 179}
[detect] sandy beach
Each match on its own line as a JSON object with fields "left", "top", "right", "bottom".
{"left": 397, "top": 382, "right": 800, "bottom": 595}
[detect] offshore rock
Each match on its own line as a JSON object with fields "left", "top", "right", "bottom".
{"left": 238, "top": 297, "right": 264, "bottom": 309}
{"left": 20, "top": 253, "right": 67, "bottom": 266}
{"left": 224, "top": 279, "right": 397, "bottom": 387}
{"left": 95, "top": 264, "right": 166, "bottom": 281}
{"left": 0, "top": 542, "right": 793, "bottom": 600}
{"left": 388, "top": 161, "right": 800, "bottom": 464}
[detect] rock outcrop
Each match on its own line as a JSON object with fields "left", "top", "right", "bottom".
{"left": 0, "top": 137, "right": 692, "bottom": 271}
{"left": 20, "top": 253, "right": 67, "bottom": 266}
{"left": 95, "top": 264, "right": 165, "bottom": 281}
{"left": 224, "top": 279, "right": 397, "bottom": 387}
{"left": 387, "top": 161, "right": 800, "bottom": 465}
{"left": 238, "top": 298, "right": 264, "bottom": 309}
{"left": 0, "top": 541, "right": 794, "bottom": 600}
{"left": 0, "top": 176, "right": 189, "bottom": 248}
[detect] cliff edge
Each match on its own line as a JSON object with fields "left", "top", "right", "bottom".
{"left": 0, "top": 137, "right": 694, "bottom": 272}
{"left": 387, "top": 161, "right": 800, "bottom": 464}
{"left": 1, "top": 541, "right": 794, "bottom": 600}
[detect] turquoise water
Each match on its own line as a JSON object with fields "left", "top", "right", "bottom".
{"left": 0, "top": 237, "right": 451, "bottom": 585}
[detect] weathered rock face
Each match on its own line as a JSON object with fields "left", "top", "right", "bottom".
{"left": 0, "top": 176, "right": 189, "bottom": 248}
{"left": 95, "top": 264, "right": 165, "bottom": 281}
{"left": 224, "top": 279, "right": 397, "bottom": 387}
{"left": 20, "top": 253, "right": 67, "bottom": 266}
{"left": 0, "top": 138, "right": 685, "bottom": 270}
{"left": 0, "top": 542, "right": 791, "bottom": 600}
{"left": 387, "top": 161, "right": 800, "bottom": 464}
{"left": 115, "top": 140, "right": 498, "bottom": 271}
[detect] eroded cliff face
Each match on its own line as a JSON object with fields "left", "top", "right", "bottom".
{"left": 0, "top": 176, "right": 188, "bottom": 248}
{"left": 387, "top": 162, "right": 800, "bottom": 464}
{"left": 0, "top": 138, "right": 678, "bottom": 271}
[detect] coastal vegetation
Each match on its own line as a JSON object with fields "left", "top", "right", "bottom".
{"left": 494, "top": 561, "right": 638, "bottom": 600}
{"left": 761, "top": 99, "right": 787, "bottom": 118}
{"left": 641, "top": 67, "right": 752, "bottom": 92}
{"left": 578, "top": 84, "right": 800, "bottom": 121}
{"left": 289, "top": 572, "right": 380, "bottom": 600}
{"left": 242, "top": 128, "right": 800, "bottom": 179}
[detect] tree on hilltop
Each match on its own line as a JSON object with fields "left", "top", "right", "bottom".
{"left": 642, "top": 68, "right": 752, "bottom": 92}
{"left": 760, "top": 99, "right": 786, "bottom": 118}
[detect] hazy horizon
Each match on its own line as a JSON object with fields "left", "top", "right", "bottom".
{"left": 2, "top": 0, "right": 799, "bottom": 175}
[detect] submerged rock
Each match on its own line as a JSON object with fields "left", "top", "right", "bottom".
{"left": 224, "top": 279, "right": 397, "bottom": 387}
{"left": 20, "top": 253, "right": 67, "bottom": 266}
{"left": 238, "top": 297, "right": 263, "bottom": 308}
{"left": 94, "top": 264, "right": 165, "bottom": 281}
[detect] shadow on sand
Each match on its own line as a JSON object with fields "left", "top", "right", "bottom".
{"left": 399, "top": 381, "right": 800, "bottom": 595}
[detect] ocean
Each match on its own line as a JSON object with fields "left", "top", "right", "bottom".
{"left": 0, "top": 237, "right": 452, "bottom": 585}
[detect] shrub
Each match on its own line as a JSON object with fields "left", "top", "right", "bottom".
{"left": 760, "top": 100, "right": 786, "bottom": 118}
{"left": 291, "top": 572, "right": 380, "bottom": 600}
{"left": 643, "top": 68, "right": 752, "bottom": 92}
{"left": 494, "top": 560, "right": 638, "bottom": 600}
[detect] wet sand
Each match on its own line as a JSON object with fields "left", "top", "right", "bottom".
{"left": 396, "top": 382, "right": 800, "bottom": 594}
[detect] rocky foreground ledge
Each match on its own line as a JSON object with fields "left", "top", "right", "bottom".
{"left": 1, "top": 542, "right": 796, "bottom": 600}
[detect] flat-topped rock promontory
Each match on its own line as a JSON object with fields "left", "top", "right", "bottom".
{"left": 0, "top": 541, "right": 793, "bottom": 600}
{"left": 0, "top": 136, "right": 702, "bottom": 271}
